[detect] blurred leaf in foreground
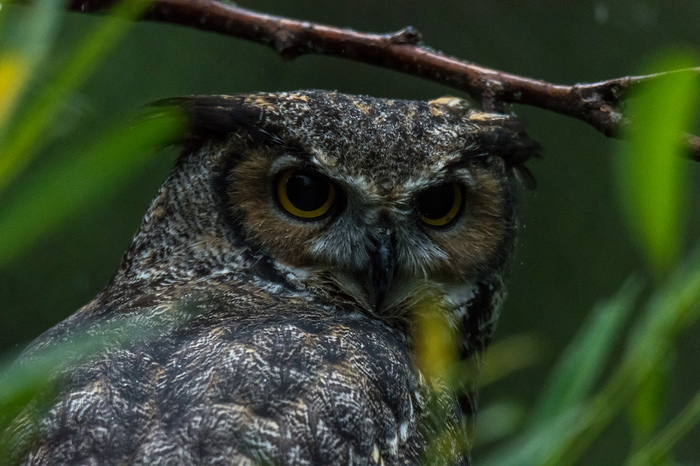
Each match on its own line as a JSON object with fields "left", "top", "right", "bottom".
{"left": 0, "top": 0, "right": 61, "bottom": 127}
{"left": 614, "top": 51, "right": 700, "bottom": 447}
{"left": 413, "top": 291, "right": 458, "bottom": 384}
{"left": 0, "top": 109, "right": 183, "bottom": 267}
{"left": 477, "top": 333, "right": 542, "bottom": 388}
{"left": 532, "top": 277, "right": 642, "bottom": 425}
{"left": 0, "top": 53, "right": 30, "bottom": 126}
{"left": 627, "top": 388, "right": 700, "bottom": 466}
{"left": 614, "top": 53, "right": 699, "bottom": 277}
{"left": 0, "top": 0, "right": 152, "bottom": 193}
{"left": 481, "top": 237, "right": 700, "bottom": 465}
{"left": 479, "top": 278, "right": 642, "bottom": 466}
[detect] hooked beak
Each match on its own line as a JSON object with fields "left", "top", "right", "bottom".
{"left": 370, "top": 225, "right": 397, "bottom": 311}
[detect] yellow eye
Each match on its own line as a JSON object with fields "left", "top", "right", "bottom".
{"left": 276, "top": 169, "right": 336, "bottom": 220}
{"left": 417, "top": 182, "right": 464, "bottom": 228}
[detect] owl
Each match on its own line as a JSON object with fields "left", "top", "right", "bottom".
{"left": 3, "top": 90, "right": 538, "bottom": 465}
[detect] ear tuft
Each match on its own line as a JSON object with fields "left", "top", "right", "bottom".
{"left": 150, "top": 96, "right": 282, "bottom": 144}
{"left": 474, "top": 116, "right": 541, "bottom": 189}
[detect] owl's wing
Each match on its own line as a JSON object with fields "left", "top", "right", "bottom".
{"left": 4, "top": 295, "right": 469, "bottom": 465}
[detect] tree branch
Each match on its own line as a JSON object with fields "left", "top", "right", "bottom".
{"left": 67, "top": 0, "right": 700, "bottom": 160}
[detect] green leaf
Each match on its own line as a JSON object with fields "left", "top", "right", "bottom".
{"left": 482, "top": 241, "right": 700, "bottom": 465}
{"left": 550, "top": 243, "right": 700, "bottom": 465}
{"left": 0, "top": 0, "right": 61, "bottom": 127}
{"left": 477, "top": 333, "right": 543, "bottom": 387}
{"left": 0, "top": 0, "right": 152, "bottom": 192}
{"left": 478, "top": 278, "right": 642, "bottom": 466}
{"left": 532, "top": 277, "right": 642, "bottom": 424}
{"left": 479, "top": 404, "right": 586, "bottom": 466}
{"left": 622, "top": 236, "right": 700, "bottom": 449}
{"left": 629, "top": 351, "right": 672, "bottom": 443}
{"left": 614, "top": 53, "right": 699, "bottom": 277}
{"left": 0, "top": 109, "right": 183, "bottom": 267}
{"left": 627, "top": 388, "right": 700, "bottom": 466}
{"left": 475, "top": 401, "right": 526, "bottom": 446}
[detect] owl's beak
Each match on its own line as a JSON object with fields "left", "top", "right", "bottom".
{"left": 370, "top": 226, "right": 396, "bottom": 311}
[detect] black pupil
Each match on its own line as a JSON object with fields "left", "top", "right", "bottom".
{"left": 286, "top": 171, "right": 329, "bottom": 211}
{"left": 418, "top": 183, "right": 455, "bottom": 220}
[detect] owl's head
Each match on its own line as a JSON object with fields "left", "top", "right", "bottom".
{"left": 112, "top": 91, "right": 537, "bottom": 335}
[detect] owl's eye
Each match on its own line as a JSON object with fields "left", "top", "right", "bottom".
{"left": 417, "top": 182, "right": 464, "bottom": 228}
{"left": 276, "top": 169, "right": 336, "bottom": 220}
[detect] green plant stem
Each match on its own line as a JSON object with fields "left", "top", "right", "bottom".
{"left": 626, "top": 389, "right": 700, "bottom": 465}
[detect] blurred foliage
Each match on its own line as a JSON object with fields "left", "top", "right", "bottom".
{"left": 414, "top": 291, "right": 460, "bottom": 384}
{"left": 1, "top": 1, "right": 700, "bottom": 465}
{"left": 480, "top": 242, "right": 700, "bottom": 465}
{"left": 0, "top": 0, "right": 182, "bottom": 267}
{"left": 614, "top": 54, "right": 699, "bottom": 278}
{"left": 475, "top": 54, "right": 700, "bottom": 465}
{"left": 0, "top": 1, "right": 182, "bottom": 453}
{"left": 0, "top": 0, "right": 154, "bottom": 192}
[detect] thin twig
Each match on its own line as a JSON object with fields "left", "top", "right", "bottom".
{"left": 67, "top": 0, "right": 700, "bottom": 159}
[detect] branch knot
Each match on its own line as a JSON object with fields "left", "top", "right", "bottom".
{"left": 387, "top": 26, "right": 423, "bottom": 45}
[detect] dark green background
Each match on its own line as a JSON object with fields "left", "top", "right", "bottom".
{"left": 2, "top": 1, "right": 700, "bottom": 463}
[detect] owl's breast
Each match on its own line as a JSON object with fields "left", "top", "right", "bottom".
{"left": 9, "top": 304, "right": 448, "bottom": 465}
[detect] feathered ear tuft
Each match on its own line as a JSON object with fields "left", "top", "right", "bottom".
{"left": 474, "top": 116, "right": 541, "bottom": 189}
{"left": 150, "top": 96, "right": 283, "bottom": 145}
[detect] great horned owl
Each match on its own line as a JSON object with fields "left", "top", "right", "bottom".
{"left": 4, "top": 91, "right": 537, "bottom": 464}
